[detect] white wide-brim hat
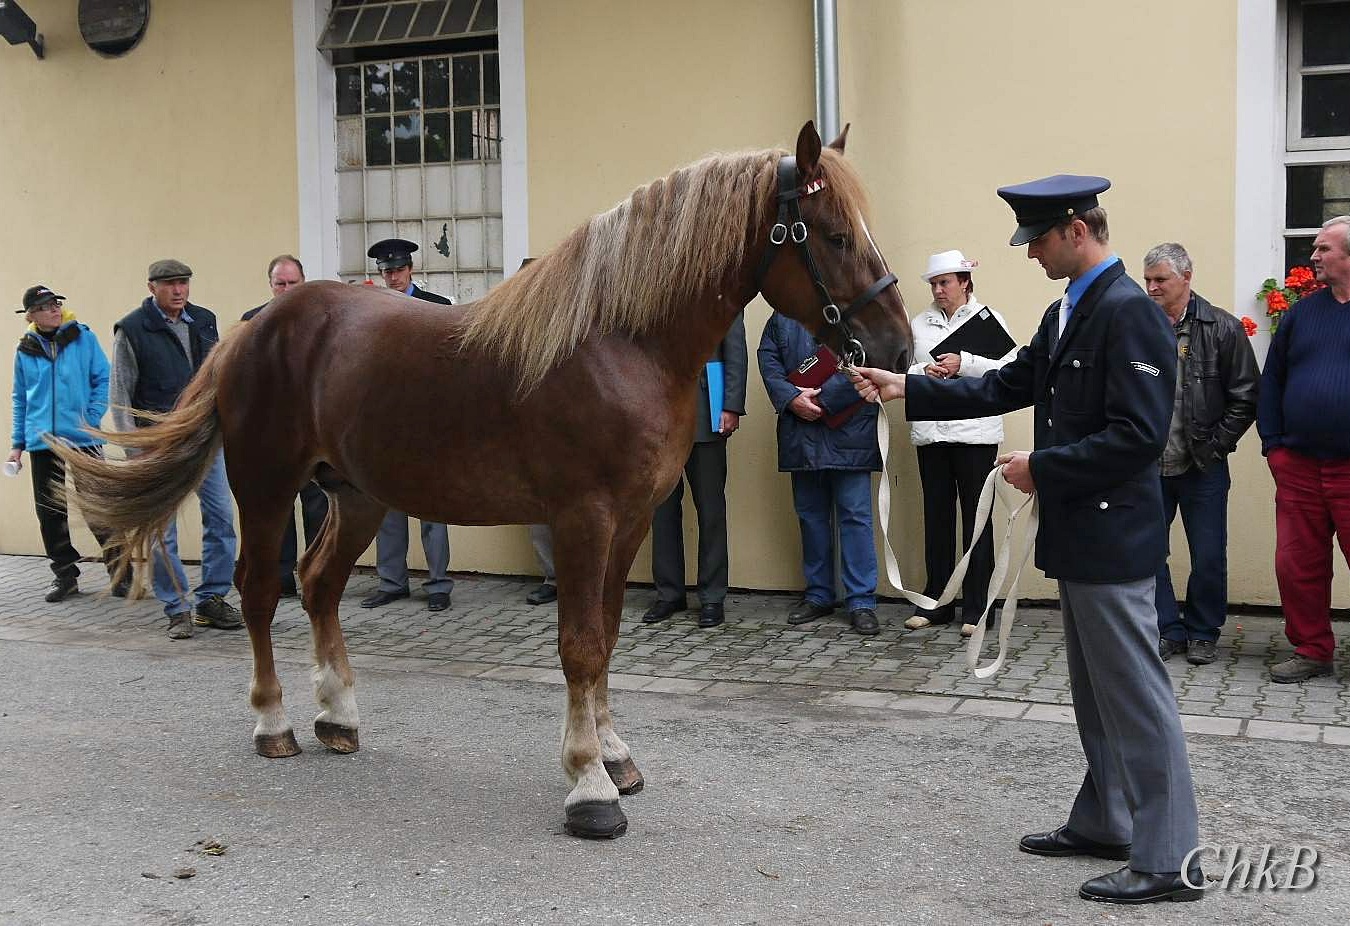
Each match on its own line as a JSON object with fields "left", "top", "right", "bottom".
{"left": 921, "top": 249, "right": 979, "bottom": 282}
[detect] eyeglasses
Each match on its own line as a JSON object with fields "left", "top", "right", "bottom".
{"left": 30, "top": 302, "right": 62, "bottom": 312}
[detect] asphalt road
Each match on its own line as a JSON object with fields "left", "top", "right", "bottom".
{"left": 0, "top": 639, "right": 1346, "bottom": 925}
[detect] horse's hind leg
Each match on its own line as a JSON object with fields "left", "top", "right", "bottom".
{"left": 556, "top": 511, "right": 627, "bottom": 839}
{"left": 234, "top": 486, "right": 304, "bottom": 758}
{"left": 596, "top": 523, "right": 647, "bottom": 795}
{"left": 298, "top": 481, "right": 387, "bottom": 754}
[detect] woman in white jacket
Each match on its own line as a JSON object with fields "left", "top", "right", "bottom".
{"left": 906, "top": 251, "right": 1018, "bottom": 635}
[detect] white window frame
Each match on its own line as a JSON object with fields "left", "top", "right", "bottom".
{"left": 292, "top": 0, "right": 527, "bottom": 285}
{"left": 1283, "top": 0, "right": 1350, "bottom": 270}
{"left": 1285, "top": 0, "right": 1350, "bottom": 152}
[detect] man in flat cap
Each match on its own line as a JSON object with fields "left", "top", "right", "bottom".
{"left": 851, "top": 176, "right": 1201, "bottom": 904}
{"left": 110, "top": 260, "right": 241, "bottom": 639}
{"left": 360, "top": 238, "right": 455, "bottom": 611}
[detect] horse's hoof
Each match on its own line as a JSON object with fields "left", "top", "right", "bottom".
{"left": 564, "top": 800, "right": 628, "bottom": 839}
{"left": 254, "top": 730, "right": 302, "bottom": 758}
{"left": 604, "top": 758, "right": 645, "bottom": 795}
{"left": 315, "top": 720, "right": 360, "bottom": 753}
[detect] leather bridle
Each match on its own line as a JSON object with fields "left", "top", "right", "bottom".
{"left": 754, "top": 156, "right": 898, "bottom": 367}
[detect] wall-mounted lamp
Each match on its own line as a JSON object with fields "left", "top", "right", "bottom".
{"left": 0, "top": 0, "right": 44, "bottom": 60}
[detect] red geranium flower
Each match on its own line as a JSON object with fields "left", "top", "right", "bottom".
{"left": 1241, "top": 315, "right": 1258, "bottom": 337}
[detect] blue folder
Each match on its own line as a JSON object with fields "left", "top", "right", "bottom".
{"left": 705, "top": 361, "right": 724, "bottom": 433}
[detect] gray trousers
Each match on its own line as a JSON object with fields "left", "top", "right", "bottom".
{"left": 1060, "top": 577, "right": 1199, "bottom": 873}
{"left": 651, "top": 440, "right": 729, "bottom": 605}
{"left": 376, "top": 510, "right": 452, "bottom": 595}
{"left": 529, "top": 524, "right": 555, "bottom": 583}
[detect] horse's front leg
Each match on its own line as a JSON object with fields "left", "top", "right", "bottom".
{"left": 597, "top": 680, "right": 643, "bottom": 795}
{"left": 556, "top": 517, "right": 627, "bottom": 839}
{"left": 596, "top": 522, "right": 648, "bottom": 795}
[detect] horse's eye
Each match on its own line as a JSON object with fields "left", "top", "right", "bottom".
{"left": 828, "top": 233, "right": 849, "bottom": 250}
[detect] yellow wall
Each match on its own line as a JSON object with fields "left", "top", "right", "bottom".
{"left": 0, "top": 0, "right": 300, "bottom": 562}
{"left": 452, "top": 0, "right": 819, "bottom": 587}
{"left": 833, "top": 0, "right": 1284, "bottom": 605}
{"left": 1, "top": 0, "right": 1296, "bottom": 609}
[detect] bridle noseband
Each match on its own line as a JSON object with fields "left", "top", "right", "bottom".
{"left": 754, "top": 156, "right": 898, "bottom": 368}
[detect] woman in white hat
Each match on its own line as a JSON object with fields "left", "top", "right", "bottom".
{"left": 906, "top": 250, "right": 1018, "bottom": 635}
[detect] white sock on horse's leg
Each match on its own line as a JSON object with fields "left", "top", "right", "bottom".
{"left": 560, "top": 683, "right": 627, "bottom": 837}
{"left": 311, "top": 662, "right": 360, "bottom": 752}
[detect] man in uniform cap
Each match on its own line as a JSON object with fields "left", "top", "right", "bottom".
{"left": 110, "top": 259, "right": 241, "bottom": 639}
{"left": 850, "top": 176, "right": 1202, "bottom": 904}
{"left": 367, "top": 238, "right": 453, "bottom": 306}
{"left": 360, "top": 238, "right": 455, "bottom": 611}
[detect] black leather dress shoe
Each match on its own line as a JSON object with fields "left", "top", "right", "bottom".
{"left": 697, "top": 603, "right": 724, "bottom": 628}
{"left": 427, "top": 592, "right": 450, "bottom": 612}
{"left": 1079, "top": 865, "right": 1204, "bottom": 904}
{"left": 526, "top": 583, "right": 558, "bottom": 605}
{"left": 641, "top": 598, "right": 687, "bottom": 624}
{"left": 360, "top": 588, "right": 410, "bottom": 609}
{"left": 1019, "top": 826, "right": 1131, "bottom": 861}
{"left": 786, "top": 600, "right": 834, "bottom": 625}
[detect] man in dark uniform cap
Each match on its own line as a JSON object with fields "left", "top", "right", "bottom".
{"left": 366, "top": 238, "right": 453, "bottom": 305}
{"left": 360, "top": 238, "right": 455, "bottom": 611}
{"left": 850, "top": 176, "right": 1202, "bottom": 904}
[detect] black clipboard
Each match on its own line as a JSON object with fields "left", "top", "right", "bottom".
{"left": 929, "top": 308, "right": 1016, "bottom": 360}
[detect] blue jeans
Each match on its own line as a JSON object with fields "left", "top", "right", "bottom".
{"left": 790, "top": 469, "right": 877, "bottom": 611}
{"left": 1155, "top": 459, "right": 1230, "bottom": 643}
{"left": 152, "top": 450, "right": 237, "bottom": 617}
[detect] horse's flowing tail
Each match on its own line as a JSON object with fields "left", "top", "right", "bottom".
{"left": 50, "top": 332, "right": 243, "bottom": 586}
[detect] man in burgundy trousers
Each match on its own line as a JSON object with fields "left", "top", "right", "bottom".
{"left": 1257, "top": 215, "right": 1350, "bottom": 683}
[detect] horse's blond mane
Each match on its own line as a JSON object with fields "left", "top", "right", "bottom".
{"left": 461, "top": 145, "right": 874, "bottom": 393}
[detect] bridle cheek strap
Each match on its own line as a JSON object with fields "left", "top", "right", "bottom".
{"left": 754, "top": 156, "right": 896, "bottom": 367}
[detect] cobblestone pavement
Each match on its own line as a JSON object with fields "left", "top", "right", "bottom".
{"left": 2, "top": 553, "right": 1348, "bottom": 745}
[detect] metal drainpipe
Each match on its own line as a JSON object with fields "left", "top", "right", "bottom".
{"left": 814, "top": 0, "right": 847, "bottom": 603}
{"left": 814, "top": 0, "right": 840, "bottom": 142}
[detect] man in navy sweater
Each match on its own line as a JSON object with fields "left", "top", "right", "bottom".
{"left": 1257, "top": 215, "right": 1350, "bottom": 684}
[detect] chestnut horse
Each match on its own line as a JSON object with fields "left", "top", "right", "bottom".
{"left": 55, "top": 122, "right": 910, "bottom": 839}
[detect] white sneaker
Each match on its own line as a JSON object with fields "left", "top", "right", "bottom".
{"left": 960, "top": 623, "right": 978, "bottom": 638}
{"left": 904, "top": 615, "right": 932, "bottom": 630}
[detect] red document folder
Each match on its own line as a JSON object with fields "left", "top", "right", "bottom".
{"left": 787, "top": 345, "right": 864, "bottom": 429}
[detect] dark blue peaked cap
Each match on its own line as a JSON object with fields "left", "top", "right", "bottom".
{"left": 997, "top": 174, "right": 1111, "bottom": 246}
{"left": 367, "top": 237, "right": 418, "bottom": 270}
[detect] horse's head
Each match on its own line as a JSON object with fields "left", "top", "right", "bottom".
{"left": 757, "top": 122, "right": 911, "bottom": 373}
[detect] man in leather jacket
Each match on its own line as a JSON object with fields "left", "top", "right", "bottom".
{"left": 1143, "top": 242, "right": 1258, "bottom": 666}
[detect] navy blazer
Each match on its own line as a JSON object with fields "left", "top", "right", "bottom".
{"left": 906, "top": 260, "right": 1176, "bottom": 583}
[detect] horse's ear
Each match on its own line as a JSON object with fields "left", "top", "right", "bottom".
{"left": 795, "top": 121, "right": 822, "bottom": 181}
{"left": 827, "top": 123, "right": 850, "bottom": 153}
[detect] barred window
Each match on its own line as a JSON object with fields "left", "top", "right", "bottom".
{"left": 1283, "top": 0, "right": 1350, "bottom": 270}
